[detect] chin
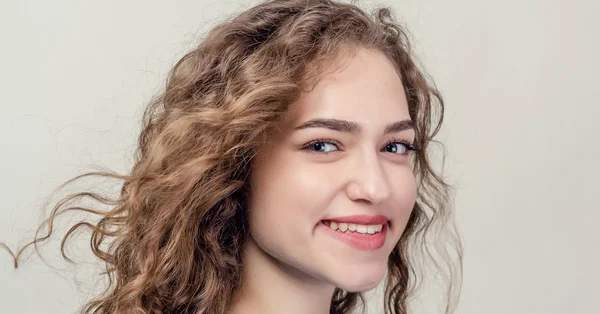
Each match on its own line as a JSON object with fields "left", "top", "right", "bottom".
{"left": 329, "top": 263, "right": 387, "bottom": 292}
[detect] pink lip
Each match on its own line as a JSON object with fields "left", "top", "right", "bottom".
{"left": 318, "top": 221, "right": 387, "bottom": 250}
{"left": 323, "top": 214, "right": 389, "bottom": 225}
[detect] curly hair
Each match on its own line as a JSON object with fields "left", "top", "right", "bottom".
{"left": 1, "top": 0, "right": 462, "bottom": 313}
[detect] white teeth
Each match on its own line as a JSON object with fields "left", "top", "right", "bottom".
{"left": 338, "top": 223, "right": 348, "bottom": 232}
{"left": 330, "top": 221, "right": 338, "bottom": 230}
{"left": 324, "top": 221, "right": 383, "bottom": 235}
{"left": 356, "top": 225, "right": 367, "bottom": 233}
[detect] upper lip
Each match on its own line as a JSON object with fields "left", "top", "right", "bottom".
{"left": 323, "top": 214, "right": 389, "bottom": 225}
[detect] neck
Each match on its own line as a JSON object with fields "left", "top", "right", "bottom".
{"left": 228, "top": 236, "right": 336, "bottom": 314}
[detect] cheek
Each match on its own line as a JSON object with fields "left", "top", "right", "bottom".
{"left": 400, "top": 174, "right": 417, "bottom": 209}
{"left": 247, "top": 155, "right": 335, "bottom": 246}
{"left": 249, "top": 149, "right": 338, "bottom": 214}
{"left": 390, "top": 170, "right": 418, "bottom": 234}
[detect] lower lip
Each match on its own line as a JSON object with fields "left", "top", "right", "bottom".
{"left": 318, "top": 221, "right": 387, "bottom": 250}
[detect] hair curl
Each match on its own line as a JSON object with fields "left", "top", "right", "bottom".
{"left": 1, "top": 0, "right": 462, "bottom": 313}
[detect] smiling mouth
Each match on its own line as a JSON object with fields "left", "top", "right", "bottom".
{"left": 321, "top": 220, "right": 385, "bottom": 235}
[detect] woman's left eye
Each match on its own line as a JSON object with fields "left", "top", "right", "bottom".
{"left": 384, "top": 141, "right": 413, "bottom": 154}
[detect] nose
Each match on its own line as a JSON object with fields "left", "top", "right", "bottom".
{"left": 345, "top": 149, "right": 392, "bottom": 205}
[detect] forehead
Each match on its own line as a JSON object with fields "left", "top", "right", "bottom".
{"left": 281, "top": 48, "right": 409, "bottom": 131}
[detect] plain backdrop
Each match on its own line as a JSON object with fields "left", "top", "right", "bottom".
{"left": 1, "top": 0, "right": 598, "bottom": 313}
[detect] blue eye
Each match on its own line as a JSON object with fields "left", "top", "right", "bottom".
{"left": 385, "top": 142, "right": 406, "bottom": 154}
{"left": 304, "top": 139, "right": 340, "bottom": 153}
{"left": 385, "top": 139, "right": 416, "bottom": 155}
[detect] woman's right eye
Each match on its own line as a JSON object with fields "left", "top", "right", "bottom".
{"left": 302, "top": 139, "right": 341, "bottom": 154}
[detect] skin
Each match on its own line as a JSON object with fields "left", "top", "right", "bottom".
{"left": 229, "top": 47, "right": 417, "bottom": 314}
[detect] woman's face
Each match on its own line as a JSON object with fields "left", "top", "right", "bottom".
{"left": 247, "top": 47, "right": 417, "bottom": 292}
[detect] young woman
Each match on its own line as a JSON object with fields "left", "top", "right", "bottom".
{"left": 2, "top": 0, "right": 462, "bottom": 313}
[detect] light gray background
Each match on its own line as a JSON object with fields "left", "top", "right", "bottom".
{"left": 1, "top": 0, "right": 598, "bottom": 313}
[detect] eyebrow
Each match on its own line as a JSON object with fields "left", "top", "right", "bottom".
{"left": 294, "top": 118, "right": 414, "bottom": 134}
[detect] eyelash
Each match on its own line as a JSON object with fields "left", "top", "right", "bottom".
{"left": 301, "top": 138, "right": 418, "bottom": 155}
